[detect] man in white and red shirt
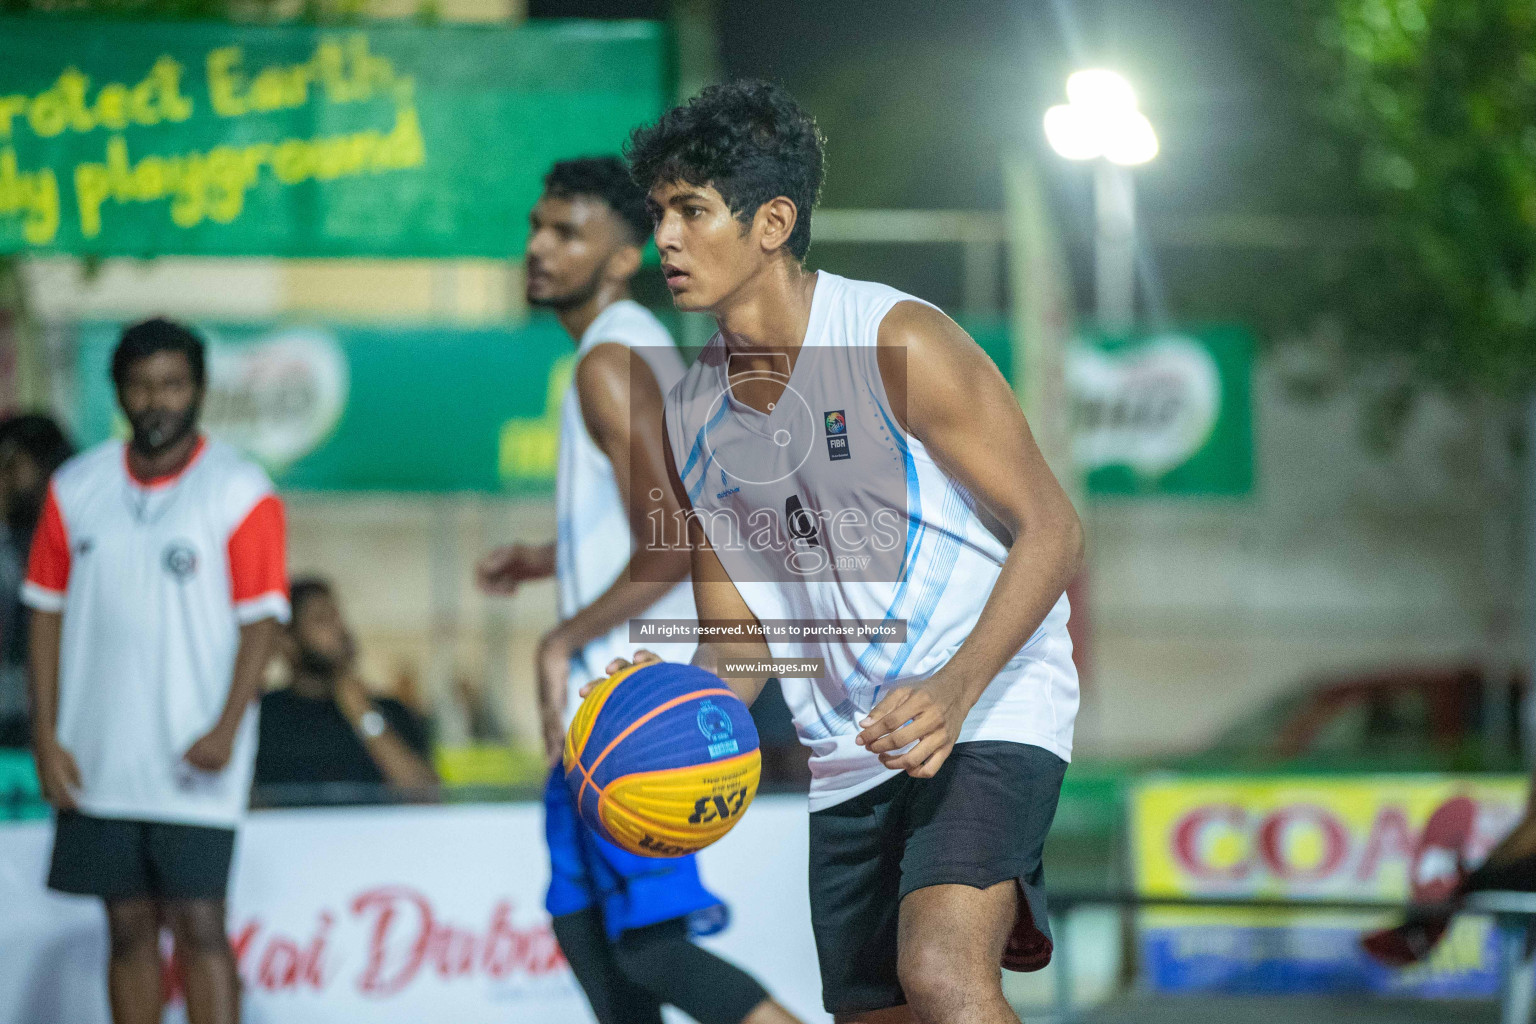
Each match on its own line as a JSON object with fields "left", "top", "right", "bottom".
{"left": 26, "top": 318, "right": 288, "bottom": 1024}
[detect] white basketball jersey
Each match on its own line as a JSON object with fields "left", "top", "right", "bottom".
{"left": 556, "top": 299, "right": 696, "bottom": 721}
{"left": 665, "top": 272, "right": 1078, "bottom": 811}
{"left": 22, "top": 437, "right": 289, "bottom": 827}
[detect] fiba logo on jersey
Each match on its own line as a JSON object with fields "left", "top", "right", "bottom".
{"left": 824, "top": 410, "right": 851, "bottom": 461}
{"left": 695, "top": 699, "right": 739, "bottom": 759}
{"left": 162, "top": 541, "right": 198, "bottom": 580}
{"left": 643, "top": 343, "right": 912, "bottom": 583}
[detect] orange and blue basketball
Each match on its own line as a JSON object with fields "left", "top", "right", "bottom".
{"left": 564, "top": 661, "right": 761, "bottom": 858}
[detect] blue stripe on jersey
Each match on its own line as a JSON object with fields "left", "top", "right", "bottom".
{"left": 799, "top": 696, "right": 860, "bottom": 741}
{"left": 841, "top": 387, "right": 928, "bottom": 708}
{"left": 881, "top": 481, "right": 968, "bottom": 680}
{"left": 680, "top": 399, "right": 731, "bottom": 494}
{"left": 871, "top": 390, "right": 921, "bottom": 582}
{"left": 686, "top": 453, "right": 719, "bottom": 504}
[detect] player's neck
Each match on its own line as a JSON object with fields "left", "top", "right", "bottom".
{"left": 125, "top": 430, "right": 201, "bottom": 485}
{"left": 715, "top": 262, "right": 817, "bottom": 355}
{"left": 556, "top": 280, "right": 631, "bottom": 344}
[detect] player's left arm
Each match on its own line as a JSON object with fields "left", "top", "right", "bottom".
{"left": 856, "top": 301, "right": 1084, "bottom": 777}
{"left": 554, "top": 342, "right": 692, "bottom": 653}
{"left": 535, "top": 343, "right": 692, "bottom": 761}
{"left": 185, "top": 492, "right": 289, "bottom": 772}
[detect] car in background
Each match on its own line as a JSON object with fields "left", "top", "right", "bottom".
{"left": 1180, "top": 664, "right": 1527, "bottom": 774}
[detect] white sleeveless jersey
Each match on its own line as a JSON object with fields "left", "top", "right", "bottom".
{"left": 556, "top": 300, "right": 696, "bottom": 721}
{"left": 665, "top": 272, "right": 1078, "bottom": 811}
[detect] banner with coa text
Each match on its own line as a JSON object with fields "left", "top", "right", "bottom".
{"left": 1133, "top": 774, "right": 1525, "bottom": 997}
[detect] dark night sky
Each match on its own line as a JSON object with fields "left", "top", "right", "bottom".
{"left": 534, "top": 1, "right": 1321, "bottom": 210}
{"left": 530, "top": 0, "right": 1338, "bottom": 320}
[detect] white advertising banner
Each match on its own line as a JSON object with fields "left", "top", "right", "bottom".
{"left": 0, "top": 797, "right": 830, "bottom": 1024}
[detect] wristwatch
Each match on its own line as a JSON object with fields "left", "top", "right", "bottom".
{"left": 358, "top": 709, "right": 387, "bottom": 739}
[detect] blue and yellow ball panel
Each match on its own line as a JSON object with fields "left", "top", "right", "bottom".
{"left": 565, "top": 662, "right": 761, "bottom": 858}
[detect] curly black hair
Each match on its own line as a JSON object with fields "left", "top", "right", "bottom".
{"left": 543, "top": 156, "right": 651, "bottom": 245}
{"left": 111, "top": 317, "right": 206, "bottom": 389}
{"left": 625, "top": 80, "right": 825, "bottom": 261}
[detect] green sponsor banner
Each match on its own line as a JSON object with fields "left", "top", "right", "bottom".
{"left": 73, "top": 314, "right": 1013, "bottom": 494}
{"left": 1071, "top": 325, "right": 1254, "bottom": 496}
{"left": 0, "top": 18, "right": 669, "bottom": 256}
{"left": 74, "top": 316, "right": 1249, "bottom": 496}
{"left": 76, "top": 319, "right": 577, "bottom": 493}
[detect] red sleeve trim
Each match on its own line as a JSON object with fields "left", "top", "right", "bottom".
{"left": 227, "top": 494, "right": 288, "bottom": 615}
{"left": 25, "top": 483, "right": 70, "bottom": 595}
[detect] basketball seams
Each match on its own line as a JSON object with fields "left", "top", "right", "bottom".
{"left": 565, "top": 663, "right": 763, "bottom": 857}
{"left": 587, "top": 687, "right": 738, "bottom": 775}
{"left": 564, "top": 661, "right": 651, "bottom": 805}
{"left": 575, "top": 687, "right": 736, "bottom": 808}
{"left": 596, "top": 749, "right": 762, "bottom": 819}
{"left": 597, "top": 750, "right": 763, "bottom": 854}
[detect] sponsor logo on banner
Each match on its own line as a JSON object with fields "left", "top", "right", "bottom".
{"left": 1132, "top": 775, "right": 1525, "bottom": 998}
{"left": 201, "top": 888, "right": 564, "bottom": 998}
{"left": 0, "top": 800, "right": 832, "bottom": 1024}
{"left": 204, "top": 329, "right": 349, "bottom": 471}
{"left": 1069, "top": 335, "right": 1219, "bottom": 478}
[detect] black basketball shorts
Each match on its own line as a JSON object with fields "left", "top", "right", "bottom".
{"left": 807, "top": 740, "right": 1067, "bottom": 1015}
{"left": 48, "top": 810, "right": 237, "bottom": 901}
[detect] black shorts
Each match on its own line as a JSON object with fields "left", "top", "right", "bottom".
{"left": 808, "top": 741, "right": 1067, "bottom": 1015}
{"left": 48, "top": 811, "right": 237, "bottom": 901}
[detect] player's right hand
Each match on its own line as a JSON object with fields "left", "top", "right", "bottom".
{"left": 476, "top": 544, "right": 549, "bottom": 595}
{"left": 35, "top": 741, "right": 81, "bottom": 810}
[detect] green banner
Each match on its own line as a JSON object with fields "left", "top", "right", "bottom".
{"left": 75, "top": 319, "right": 576, "bottom": 493}
{"left": 73, "top": 315, "right": 1015, "bottom": 494}
{"left": 1071, "top": 325, "right": 1254, "bottom": 496}
{"left": 0, "top": 18, "right": 669, "bottom": 256}
{"left": 75, "top": 316, "right": 1248, "bottom": 497}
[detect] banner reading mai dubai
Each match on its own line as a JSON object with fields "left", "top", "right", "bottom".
{"left": 0, "top": 19, "right": 668, "bottom": 256}
{"left": 1133, "top": 774, "right": 1524, "bottom": 997}
{"left": 0, "top": 800, "right": 829, "bottom": 1023}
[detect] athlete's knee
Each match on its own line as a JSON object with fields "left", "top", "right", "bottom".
{"left": 105, "top": 900, "right": 159, "bottom": 958}
{"left": 165, "top": 900, "right": 232, "bottom": 957}
{"left": 896, "top": 937, "right": 996, "bottom": 1024}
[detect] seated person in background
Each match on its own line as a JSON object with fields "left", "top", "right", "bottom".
{"left": 254, "top": 577, "right": 437, "bottom": 802}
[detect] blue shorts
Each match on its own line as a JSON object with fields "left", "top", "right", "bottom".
{"left": 543, "top": 763, "right": 728, "bottom": 942}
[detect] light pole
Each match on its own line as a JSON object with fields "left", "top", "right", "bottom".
{"left": 1044, "top": 69, "right": 1159, "bottom": 329}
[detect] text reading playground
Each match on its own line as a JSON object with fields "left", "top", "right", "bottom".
{"left": 0, "top": 35, "right": 423, "bottom": 246}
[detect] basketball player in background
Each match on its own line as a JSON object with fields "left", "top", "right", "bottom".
{"left": 28, "top": 318, "right": 289, "bottom": 1024}
{"left": 476, "top": 157, "right": 798, "bottom": 1024}
{"left": 609, "top": 83, "right": 1084, "bottom": 1024}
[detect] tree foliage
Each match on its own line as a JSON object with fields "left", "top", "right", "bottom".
{"left": 1309, "top": 0, "right": 1536, "bottom": 399}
